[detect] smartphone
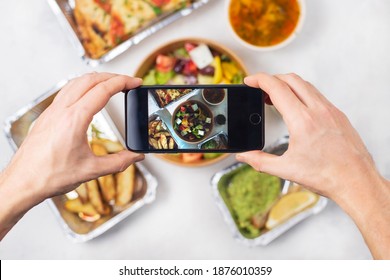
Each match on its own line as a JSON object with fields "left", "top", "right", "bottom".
{"left": 125, "top": 85, "right": 264, "bottom": 153}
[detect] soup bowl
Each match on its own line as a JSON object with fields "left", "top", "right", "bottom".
{"left": 226, "top": 0, "right": 306, "bottom": 51}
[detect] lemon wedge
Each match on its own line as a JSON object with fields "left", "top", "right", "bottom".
{"left": 266, "top": 191, "right": 318, "bottom": 229}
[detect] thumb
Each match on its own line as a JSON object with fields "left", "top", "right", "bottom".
{"left": 236, "top": 151, "right": 282, "bottom": 176}
{"left": 94, "top": 150, "right": 145, "bottom": 175}
{"left": 244, "top": 75, "right": 261, "bottom": 88}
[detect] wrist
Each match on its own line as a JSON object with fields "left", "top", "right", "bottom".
{"left": 332, "top": 170, "right": 390, "bottom": 258}
{"left": 7, "top": 145, "right": 52, "bottom": 203}
{"left": 333, "top": 169, "right": 387, "bottom": 215}
{"left": 0, "top": 161, "right": 46, "bottom": 235}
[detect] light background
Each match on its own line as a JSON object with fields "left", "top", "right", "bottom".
{"left": 1, "top": 0, "right": 389, "bottom": 259}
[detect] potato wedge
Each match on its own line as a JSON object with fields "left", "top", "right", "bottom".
{"left": 86, "top": 179, "right": 111, "bottom": 215}
{"left": 148, "top": 120, "right": 158, "bottom": 136}
{"left": 149, "top": 137, "right": 159, "bottom": 149}
{"left": 155, "top": 120, "right": 162, "bottom": 131}
{"left": 168, "top": 137, "right": 175, "bottom": 149}
{"left": 160, "top": 134, "right": 168, "bottom": 149}
{"left": 157, "top": 139, "right": 163, "bottom": 149}
{"left": 98, "top": 174, "right": 116, "bottom": 203}
{"left": 91, "top": 143, "right": 117, "bottom": 202}
{"left": 154, "top": 131, "right": 171, "bottom": 138}
{"left": 115, "top": 164, "right": 136, "bottom": 206}
{"left": 75, "top": 183, "right": 88, "bottom": 203}
{"left": 91, "top": 142, "right": 107, "bottom": 156}
{"left": 64, "top": 198, "right": 99, "bottom": 216}
{"left": 91, "top": 139, "right": 124, "bottom": 153}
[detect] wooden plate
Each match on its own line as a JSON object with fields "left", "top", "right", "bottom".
{"left": 134, "top": 37, "right": 248, "bottom": 167}
{"left": 154, "top": 153, "right": 231, "bottom": 167}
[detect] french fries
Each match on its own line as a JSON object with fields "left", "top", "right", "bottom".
{"left": 64, "top": 138, "right": 137, "bottom": 222}
{"left": 115, "top": 164, "right": 136, "bottom": 206}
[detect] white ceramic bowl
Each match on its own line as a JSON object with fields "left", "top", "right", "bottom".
{"left": 226, "top": 0, "right": 306, "bottom": 51}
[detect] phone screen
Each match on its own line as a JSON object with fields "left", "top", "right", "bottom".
{"left": 126, "top": 85, "right": 264, "bottom": 153}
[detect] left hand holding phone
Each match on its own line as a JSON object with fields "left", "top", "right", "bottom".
{"left": 0, "top": 73, "right": 144, "bottom": 239}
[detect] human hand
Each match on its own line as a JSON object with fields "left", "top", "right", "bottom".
{"left": 6, "top": 73, "right": 144, "bottom": 201}
{"left": 236, "top": 73, "right": 381, "bottom": 199}
{"left": 236, "top": 73, "right": 390, "bottom": 259}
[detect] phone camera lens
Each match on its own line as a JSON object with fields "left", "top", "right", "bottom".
{"left": 215, "top": 114, "right": 226, "bottom": 125}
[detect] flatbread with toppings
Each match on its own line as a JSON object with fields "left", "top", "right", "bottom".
{"left": 74, "top": 0, "right": 191, "bottom": 59}
{"left": 153, "top": 88, "right": 192, "bottom": 107}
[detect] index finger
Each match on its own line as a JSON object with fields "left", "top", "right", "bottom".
{"left": 244, "top": 73, "right": 306, "bottom": 122}
{"left": 75, "top": 75, "right": 142, "bottom": 118}
{"left": 54, "top": 72, "right": 118, "bottom": 107}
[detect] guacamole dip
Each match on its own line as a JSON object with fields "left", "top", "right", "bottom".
{"left": 227, "top": 165, "right": 281, "bottom": 237}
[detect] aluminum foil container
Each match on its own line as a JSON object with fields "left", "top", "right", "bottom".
{"left": 48, "top": 0, "right": 211, "bottom": 66}
{"left": 211, "top": 136, "right": 328, "bottom": 246}
{"left": 4, "top": 78, "right": 158, "bottom": 242}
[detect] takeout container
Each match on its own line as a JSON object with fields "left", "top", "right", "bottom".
{"left": 211, "top": 136, "right": 327, "bottom": 246}
{"left": 3, "top": 78, "right": 158, "bottom": 242}
{"left": 47, "top": 0, "right": 211, "bottom": 66}
{"left": 226, "top": 0, "right": 306, "bottom": 51}
{"left": 134, "top": 37, "right": 248, "bottom": 167}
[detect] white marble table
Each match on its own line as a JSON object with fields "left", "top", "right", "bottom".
{"left": 1, "top": 0, "right": 389, "bottom": 259}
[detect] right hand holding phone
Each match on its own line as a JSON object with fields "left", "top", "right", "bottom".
{"left": 236, "top": 73, "right": 380, "bottom": 200}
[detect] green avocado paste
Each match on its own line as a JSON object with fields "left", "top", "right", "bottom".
{"left": 227, "top": 166, "right": 281, "bottom": 238}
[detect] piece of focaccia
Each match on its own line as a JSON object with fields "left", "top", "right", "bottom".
{"left": 144, "top": 0, "right": 189, "bottom": 13}
{"left": 74, "top": 0, "right": 112, "bottom": 58}
{"left": 74, "top": 0, "right": 191, "bottom": 58}
{"left": 109, "top": 0, "right": 157, "bottom": 45}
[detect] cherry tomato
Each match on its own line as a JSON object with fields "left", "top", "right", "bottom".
{"left": 156, "top": 54, "right": 176, "bottom": 73}
{"left": 94, "top": 0, "right": 111, "bottom": 13}
{"left": 151, "top": 0, "right": 170, "bottom": 7}
{"left": 184, "top": 43, "right": 197, "bottom": 52}
{"left": 110, "top": 16, "right": 125, "bottom": 44}
{"left": 183, "top": 61, "right": 198, "bottom": 76}
{"left": 182, "top": 153, "right": 203, "bottom": 163}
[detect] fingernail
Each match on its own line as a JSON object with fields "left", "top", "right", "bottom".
{"left": 135, "top": 77, "right": 143, "bottom": 84}
{"left": 135, "top": 153, "right": 145, "bottom": 162}
{"left": 243, "top": 76, "right": 254, "bottom": 85}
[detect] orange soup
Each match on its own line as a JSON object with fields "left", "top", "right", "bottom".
{"left": 229, "top": 0, "right": 300, "bottom": 47}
